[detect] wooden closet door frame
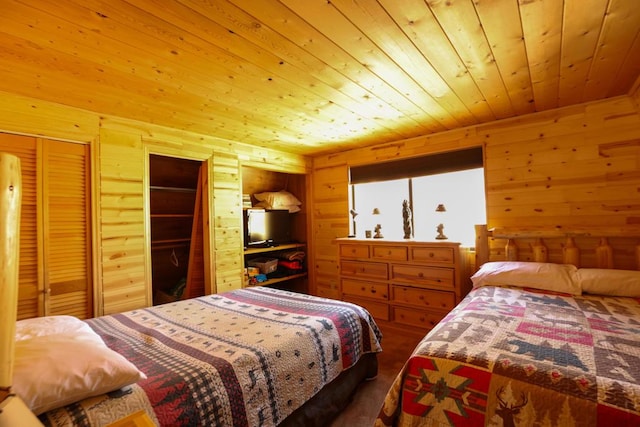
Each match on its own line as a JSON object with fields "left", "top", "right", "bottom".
{"left": 144, "top": 146, "right": 214, "bottom": 303}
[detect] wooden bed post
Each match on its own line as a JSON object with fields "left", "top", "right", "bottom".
{"left": 475, "top": 224, "right": 489, "bottom": 270}
{"left": 596, "top": 238, "right": 614, "bottom": 269}
{"left": 0, "top": 153, "right": 42, "bottom": 426}
{"left": 0, "top": 153, "right": 21, "bottom": 404}
{"left": 563, "top": 237, "right": 580, "bottom": 267}
{"left": 505, "top": 239, "right": 518, "bottom": 261}
{"left": 532, "top": 238, "right": 548, "bottom": 263}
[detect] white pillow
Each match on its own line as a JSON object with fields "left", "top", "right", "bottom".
{"left": 16, "top": 315, "right": 101, "bottom": 342}
{"left": 471, "top": 261, "right": 581, "bottom": 295}
{"left": 254, "top": 200, "right": 301, "bottom": 213}
{"left": 13, "top": 317, "right": 146, "bottom": 415}
{"left": 254, "top": 190, "right": 302, "bottom": 208}
{"left": 577, "top": 268, "right": 640, "bottom": 297}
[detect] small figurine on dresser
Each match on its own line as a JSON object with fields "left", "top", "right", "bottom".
{"left": 402, "top": 200, "right": 412, "bottom": 239}
{"left": 373, "top": 223, "right": 383, "bottom": 239}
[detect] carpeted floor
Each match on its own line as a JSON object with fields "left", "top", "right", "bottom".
{"left": 329, "top": 328, "right": 423, "bottom": 427}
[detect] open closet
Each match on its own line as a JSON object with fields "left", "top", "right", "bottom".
{"left": 149, "top": 154, "right": 205, "bottom": 304}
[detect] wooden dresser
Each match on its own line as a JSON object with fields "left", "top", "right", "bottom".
{"left": 337, "top": 238, "right": 471, "bottom": 336}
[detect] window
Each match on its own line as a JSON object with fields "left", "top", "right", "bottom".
{"left": 349, "top": 148, "right": 486, "bottom": 246}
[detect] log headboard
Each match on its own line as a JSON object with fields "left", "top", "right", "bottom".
{"left": 475, "top": 224, "right": 640, "bottom": 271}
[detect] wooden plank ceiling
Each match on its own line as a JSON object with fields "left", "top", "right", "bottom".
{"left": 1, "top": 0, "right": 639, "bottom": 156}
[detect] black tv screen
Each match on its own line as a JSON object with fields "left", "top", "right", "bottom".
{"left": 244, "top": 209, "right": 291, "bottom": 247}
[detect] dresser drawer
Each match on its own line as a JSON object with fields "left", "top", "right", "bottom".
{"left": 342, "top": 279, "right": 389, "bottom": 301}
{"left": 392, "top": 306, "right": 446, "bottom": 330}
{"left": 391, "top": 264, "right": 454, "bottom": 288}
{"left": 371, "top": 245, "right": 408, "bottom": 261}
{"left": 410, "top": 246, "right": 454, "bottom": 265}
{"left": 316, "top": 285, "right": 341, "bottom": 301}
{"left": 341, "top": 260, "right": 388, "bottom": 279}
{"left": 340, "top": 244, "right": 370, "bottom": 259}
{"left": 391, "top": 286, "right": 455, "bottom": 310}
{"left": 344, "top": 296, "right": 390, "bottom": 321}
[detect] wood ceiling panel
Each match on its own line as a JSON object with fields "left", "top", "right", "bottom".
{"left": 0, "top": 0, "right": 637, "bottom": 156}
{"left": 558, "top": 0, "right": 609, "bottom": 107}
{"left": 474, "top": 0, "right": 534, "bottom": 116}
{"left": 584, "top": 0, "right": 640, "bottom": 100}
{"left": 427, "top": 0, "right": 515, "bottom": 119}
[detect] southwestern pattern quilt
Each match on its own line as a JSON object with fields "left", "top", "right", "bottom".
{"left": 40, "top": 287, "right": 382, "bottom": 427}
{"left": 376, "top": 286, "right": 640, "bottom": 427}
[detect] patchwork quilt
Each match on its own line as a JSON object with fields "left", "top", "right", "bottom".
{"left": 40, "top": 287, "right": 382, "bottom": 427}
{"left": 376, "top": 286, "right": 640, "bottom": 426}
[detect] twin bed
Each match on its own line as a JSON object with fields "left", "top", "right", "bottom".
{"left": 376, "top": 225, "right": 640, "bottom": 426}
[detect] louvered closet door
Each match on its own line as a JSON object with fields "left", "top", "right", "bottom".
{"left": 0, "top": 134, "right": 91, "bottom": 319}
{"left": 42, "top": 140, "right": 92, "bottom": 318}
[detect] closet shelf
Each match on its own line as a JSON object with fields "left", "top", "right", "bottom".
{"left": 150, "top": 185, "right": 197, "bottom": 193}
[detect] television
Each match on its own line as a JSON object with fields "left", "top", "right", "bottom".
{"left": 243, "top": 209, "right": 292, "bottom": 247}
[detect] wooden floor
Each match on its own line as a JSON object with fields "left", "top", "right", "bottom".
{"left": 329, "top": 326, "right": 423, "bottom": 426}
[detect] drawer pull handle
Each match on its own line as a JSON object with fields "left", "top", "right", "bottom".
{"left": 418, "top": 272, "right": 424, "bottom": 278}
{"left": 429, "top": 252, "right": 435, "bottom": 258}
{"left": 371, "top": 289, "right": 376, "bottom": 294}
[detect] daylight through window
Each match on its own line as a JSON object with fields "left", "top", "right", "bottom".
{"left": 349, "top": 149, "right": 486, "bottom": 247}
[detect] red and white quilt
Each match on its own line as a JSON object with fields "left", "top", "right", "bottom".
{"left": 40, "top": 287, "right": 382, "bottom": 427}
{"left": 376, "top": 286, "right": 640, "bottom": 426}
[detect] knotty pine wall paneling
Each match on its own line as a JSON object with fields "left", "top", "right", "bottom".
{"left": 98, "top": 128, "right": 147, "bottom": 315}
{"left": 211, "top": 153, "right": 244, "bottom": 293}
{"left": 308, "top": 162, "right": 349, "bottom": 298}
{"left": 0, "top": 92, "right": 310, "bottom": 317}
{"left": 309, "top": 95, "right": 640, "bottom": 296}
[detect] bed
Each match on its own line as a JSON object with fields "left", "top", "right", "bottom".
{"left": 12, "top": 286, "right": 382, "bottom": 427}
{"left": 376, "top": 224, "right": 640, "bottom": 426}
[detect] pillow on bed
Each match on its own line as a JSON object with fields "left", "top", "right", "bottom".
{"left": 471, "top": 261, "right": 581, "bottom": 295}
{"left": 577, "top": 268, "right": 640, "bottom": 297}
{"left": 15, "top": 315, "right": 101, "bottom": 342}
{"left": 13, "top": 317, "right": 146, "bottom": 415}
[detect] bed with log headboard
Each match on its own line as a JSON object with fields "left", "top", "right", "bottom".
{"left": 376, "top": 224, "right": 640, "bottom": 427}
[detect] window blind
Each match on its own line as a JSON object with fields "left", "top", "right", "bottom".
{"left": 349, "top": 146, "right": 483, "bottom": 184}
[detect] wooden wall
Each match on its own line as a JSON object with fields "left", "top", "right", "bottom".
{"left": 0, "top": 90, "right": 310, "bottom": 316}
{"left": 309, "top": 95, "right": 640, "bottom": 296}
{"left": 2, "top": 88, "right": 640, "bottom": 313}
